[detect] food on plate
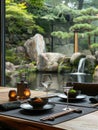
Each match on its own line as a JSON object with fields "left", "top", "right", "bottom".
{"left": 33, "top": 97, "right": 43, "bottom": 103}
{"left": 28, "top": 97, "right": 48, "bottom": 108}
{"left": 64, "top": 88, "right": 78, "bottom": 98}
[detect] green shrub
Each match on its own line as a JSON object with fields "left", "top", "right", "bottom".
{"left": 6, "top": 49, "right": 27, "bottom": 65}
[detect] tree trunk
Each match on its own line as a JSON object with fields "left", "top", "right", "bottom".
{"left": 74, "top": 31, "right": 78, "bottom": 52}
{"left": 88, "top": 35, "right": 91, "bottom": 48}
{"left": 77, "top": 0, "right": 84, "bottom": 10}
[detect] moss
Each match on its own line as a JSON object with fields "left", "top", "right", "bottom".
{"left": 85, "top": 59, "right": 96, "bottom": 74}
{"left": 58, "top": 65, "right": 72, "bottom": 73}
{"left": 58, "top": 57, "right": 72, "bottom": 73}
{"left": 69, "top": 88, "right": 76, "bottom": 93}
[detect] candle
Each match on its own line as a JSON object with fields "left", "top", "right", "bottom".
{"left": 23, "top": 88, "right": 31, "bottom": 99}
{"left": 8, "top": 90, "right": 17, "bottom": 101}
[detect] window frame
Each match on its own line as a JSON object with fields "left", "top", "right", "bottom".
{"left": 0, "top": 0, "right": 5, "bottom": 86}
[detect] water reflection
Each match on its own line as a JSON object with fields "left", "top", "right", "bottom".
{"left": 70, "top": 72, "right": 91, "bottom": 83}
{"left": 8, "top": 72, "right": 93, "bottom": 92}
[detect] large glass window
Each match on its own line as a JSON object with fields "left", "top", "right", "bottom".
{"left": 3, "top": 0, "right": 98, "bottom": 89}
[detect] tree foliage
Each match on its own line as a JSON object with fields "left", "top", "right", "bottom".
{"left": 6, "top": 0, "right": 98, "bottom": 45}
{"left": 26, "top": 0, "right": 45, "bottom": 8}
{"left": 50, "top": 4, "right": 98, "bottom": 45}
{"left": 6, "top": 0, "right": 44, "bottom": 45}
{"left": 51, "top": 31, "right": 73, "bottom": 39}
{"left": 70, "top": 7, "right": 98, "bottom": 34}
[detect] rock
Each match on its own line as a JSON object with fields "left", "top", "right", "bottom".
{"left": 93, "top": 65, "right": 98, "bottom": 82}
{"left": 85, "top": 55, "right": 97, "bottom": 74}
{"left": 58, "top": 57, "right": 72, "bottom": 73}
{"left": 70, "top": 52, "right": 86, "bottom": 65}
{"left": 6, "top": 62, "right": 16, "bottom": 74}
{"left": 6, "top": 62, "right": 16, "bottom": 85}
{"left": 16, "top": 46, "right": 25, "bottom": 54}
{"left": 37, "top": 52, "right": 65, "bottom": 72}
{"left": 95, "top": 51, "right": 98, "bottom": 63}
{"left": 86, "top": 55, "right": 96, "bottom": 65}
{"left": 24, "top": 34, "right": 46, "bottom": 61}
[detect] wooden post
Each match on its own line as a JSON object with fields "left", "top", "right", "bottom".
{"left": 74, "top": 31, "right": 79, "bottom": 52}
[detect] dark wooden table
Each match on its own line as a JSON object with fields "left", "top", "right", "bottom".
{"left": 0, "top": 87, "right": 98, "bottom": 130}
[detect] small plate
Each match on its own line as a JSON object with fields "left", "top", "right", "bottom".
{"left": 58, "top": 94, "right": 86, "bottom": 100}
{"left": 20, "top": 103, "right": 55, "bottom": 111}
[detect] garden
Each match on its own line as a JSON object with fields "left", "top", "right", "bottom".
{"left": 5, "top": 0, "right": 98, "bottom": 88}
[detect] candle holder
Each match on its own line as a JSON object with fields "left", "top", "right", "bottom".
{"left": 8, "top": 90, "right": 17, "bottom": 101}
{"left": 23, "top": 88, "right": 31, "bottom": 99}
{"left": 17, "top": 80, "right": 28, "bottom": 99}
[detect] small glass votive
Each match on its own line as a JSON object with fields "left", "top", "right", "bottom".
{"left": 23, "top": 88, "right": 31, "bottom": 99}
{"left": 8, "top": 90, "right": 17, "bottom": 101}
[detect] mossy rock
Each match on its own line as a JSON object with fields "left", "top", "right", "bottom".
{"left": 58, "top": 57, "right": 72, "bottom": 73}
{"left": 58, "top": 65, "right": 72, "bottom": 73}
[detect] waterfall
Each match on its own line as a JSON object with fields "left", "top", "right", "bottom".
{"left": 70, "top": 57, "right": 90, "bottom": 83}
{"left": 77, "top": 58, "right": 86, "bottom": 73}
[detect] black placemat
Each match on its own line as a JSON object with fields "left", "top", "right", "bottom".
{"left": 49, "top": 95, "right": 95, "bottom": 108}
{"left": 0, "top": 103, "right": 97, "bottom": 125}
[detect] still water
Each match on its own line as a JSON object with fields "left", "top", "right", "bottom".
{"left": 8, "top": 72, "right": 93, "bottom": 92}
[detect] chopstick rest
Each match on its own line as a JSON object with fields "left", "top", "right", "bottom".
{"left": 40, "top": 108, "right": 82, "bottom": 121}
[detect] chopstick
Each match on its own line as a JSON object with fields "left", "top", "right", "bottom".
{"left": 40, "top": 108, "right": 79, "bottom": 121}
{"left": 91, "top": 103, "right": 98, "bottom": 107}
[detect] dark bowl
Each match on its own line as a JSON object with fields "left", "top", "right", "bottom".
{"left": 64, "top": 89, "right": 78, "bottom": 98}
{"left": 68, "top": 92, "right": 78, "bottom": 98}
{"left": 28, "top": 97, "right": 48, "bottom": 108}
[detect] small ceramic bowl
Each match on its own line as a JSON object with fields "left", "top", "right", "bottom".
{"left": 28, "top": 97, "right": 48, "bottom": 108}
{"left": 64, "top": 89, "right": 78, "bottom": 98}
{"left": 68, "top": 92, "right": 78, "bottom": 98}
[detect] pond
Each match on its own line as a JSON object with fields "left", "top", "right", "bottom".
{"left": 7, "top": 72, "right": 93, "bottom": 93}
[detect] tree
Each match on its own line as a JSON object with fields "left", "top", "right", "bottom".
{"left": 14, "top": 0, "right": 45, "bottom": 8}
{"left": 26, "top": 0, "right": 45, "bottom": 8}
{"left": 50, "top": 5, "right": 98, "bottom": 52}
{"left": 77, "top": 0, "right": 84, "bottom": 9}
{"left": 70, "top": 7, "right": 98, "bottom": 46}
{"left": 50, "top": 4, "right": 78, "bottom": 39}
{"left": 45, "top": 0, "right": 98, "bottom": 10}
{"left": 41, "top": 3, "right": 76, "bottom": 51}
{"left": 6, "top": 0, "right": 44, "bottom": 45}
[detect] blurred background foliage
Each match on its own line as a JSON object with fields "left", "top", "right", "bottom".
{"left": 5, "top": 0, "right": 98, "bottom": 63}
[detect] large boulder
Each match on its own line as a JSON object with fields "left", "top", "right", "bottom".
{"left": 24, "top": 34, "right": 46, "bottom": 61}
{"left": 37, "top": 52, "right": 65, "bottom": 72}
{"left": 70, "top": 52, "right": 86, "bottom": 72}
{"left": 70, "top": 52, "right": 86, "bottom": 65}
{"left": 85, "top": 55, "right": 97, "bottom": 74}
